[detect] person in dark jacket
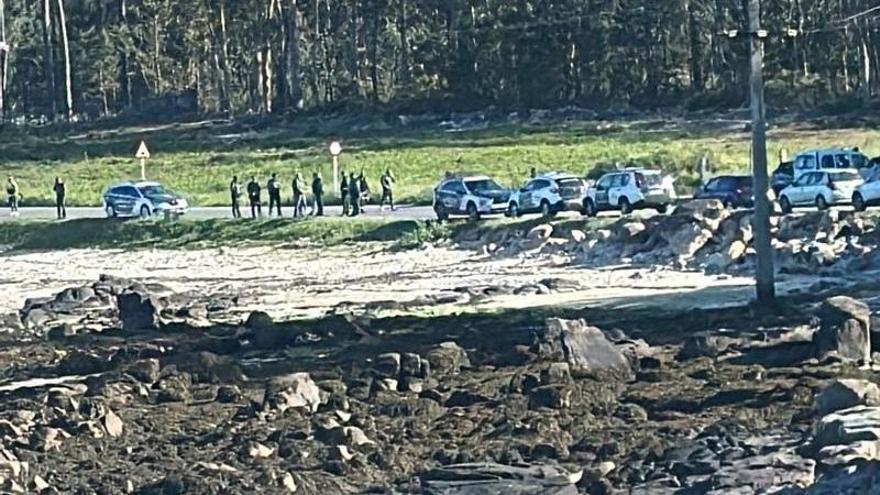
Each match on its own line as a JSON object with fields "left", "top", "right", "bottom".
{"left": 247, "top": 176, "right": 262, "bottom": 218}
{"left": 53, "top": 177, "right": 66, "bottom": 219}
{"left": 340, "top": 171, "right": 350, "bottom": 216}
{"left": 6, "top": 176, "right": 19, "bottom": 216}
{"left": 267, "top": 173, "right": 282, "bottom": 217}
{"left": 311, "top": 172, "right": 324, "bottom": 216}
{"left": 230, "top": 175, "right": 242, "bottom": 218}
{"left": 379, "top": 169, "right": 395, "bottom": 211}
{"left": 349, "top": 173, "right": 361, "bottom": 216}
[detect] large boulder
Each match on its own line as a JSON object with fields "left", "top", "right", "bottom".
{"left": 814, "top": 406, "right": 880, "bottom": 467}
{"left": 425, "top": 342, "right": 471, "bottom": 376}
{"left": 116, "top": 290, "right": 162, "bottom": 331}
{"left": 534, "top": 318, "right": 633, "bottom": 381}
{"left": 661, "top": 222, "right": 715, "bottom": 259}
{"left": 419, "top": 463, "right": 579, "bottom": 495}
{"left": 813, "top": 296, "right": 871, "bottom": 363}
{"left": 816, "top": 379, "right": 880, "bottom": 416}
{"left": 263, "top": 373, "right": 323, "bottom": 414}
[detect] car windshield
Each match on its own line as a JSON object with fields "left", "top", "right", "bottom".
{"left": 829, "top": 171, "right": 862, "bottom": 182}
{"left": 466, "top": 179, "right": 504, "bottom": 193}
{"left": 138, "top": 185, "right": 171, "bottom": 197}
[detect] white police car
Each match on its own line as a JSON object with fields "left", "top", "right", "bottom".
{"left": 103, "top": 181, "right": 189, "bottom": 218}
{"left": 507, "top": 172, "right": 587, "bottom": 218}
{"left": 432, "top": 174, "right": 511, "bottom": 221}
{"left": 581, "top": 168, "right": 676, "bottom": 216}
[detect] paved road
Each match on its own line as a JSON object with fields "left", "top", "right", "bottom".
{"left": 0, "top": 205, "right": 438, "bottom": 222}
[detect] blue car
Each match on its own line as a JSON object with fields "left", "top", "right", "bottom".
{"left": 694, "top": 175, "right": 754, "bottom": 209}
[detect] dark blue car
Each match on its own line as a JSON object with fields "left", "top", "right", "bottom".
{"left": 694, "top": 175, "right": 754, "bottom": 208}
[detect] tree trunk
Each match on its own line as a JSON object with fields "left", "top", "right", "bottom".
{"left": 154, "top": 13, "right": 162, "bottom": 94}
{"left": 0, "top": 0, "right": 7, "bottom": 120}
{"left": 285, "top": 0, "right": 303, "bottom": 110}
{"left": 397, "top": 0, "right": 412, "bottom": 91}
{"left": 119, "top": 0, "right": 132, "bottom": 108}
{"left": 42, "top": 0, "right": 58, "bottom": 118}
{"left": 686, "top": 0, "right": 703, "bottom": 91}
{"left": 217, "top": 0, "right": 231, "bottom": 113}
{"left": 56, "top": 0, "right": 73, "bottom": 120}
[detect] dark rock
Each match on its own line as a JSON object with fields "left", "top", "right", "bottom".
{"left": 155, "top": 373, "right": 192, "bottom": 403}
{"left": 426, "top": 342, "right": 471, "bottom": 376}
{"left": 814, "top": 296, "right": 872, "bottom": 363}
{"left": 117, "top": 290, "right": 162, "bottom": 331}
{"left": 677, "top": 335, "right": 731, "bottom": 360}
{"left": 445, "top": 390, "right": 490, "bottom": 408}
{"left": 401, "top": 352, "right": 429, "bottom": 379}
{"left": 534, "top": 318, "right": 633, "bottom": 381}
{"left": 58, "top": 350, "right": 109, "bottom": 375}
{"left": 419, "top": 463, "right": 578, "bottom": 495}
{"left": 815, "top": 379, "right": 880, "bottom": 416}
{"left": 244, "top": 311, "right": 280, "bottom": 348}
{"left": 124, "top": 359, "right": 161, "bottom": 384}
{"left": 373, "top": 353, "right": 401, "bottom": 379}
{"left": 529, "top": 385, "right": 572, "bottom": 410}
{"left": 540, "top": 362, "right": 572, "bottom": 384}
{"left": 47, "top": 323, "right": 77, "bottom": 340}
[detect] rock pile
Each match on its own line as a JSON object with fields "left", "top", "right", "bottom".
{"left": 470, "top": 201, "right": 880, "bottom": 275}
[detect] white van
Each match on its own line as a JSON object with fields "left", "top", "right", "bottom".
{"left": 792, "top": 148, "right": 870, "bottom": 181}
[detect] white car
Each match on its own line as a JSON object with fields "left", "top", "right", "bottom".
{"left": 102, "top": 181, "right": 189, "bottom": 218}
{"left": 791, "top": 148, "right": 871, "bottom": 182}
{"left": 581, "top": 168, "right": 676, "bottom": 217}
{"left": 853, "top": 168, "right": 880, "bottom": 212}
{"left": 777, "top": 169, "right": 863, "bottom": 214}
{"left": 432, "top": 174, "right": 511, "bottom": 220}
{"left": 507, "top": 172, "right": 586, "bottom": 218}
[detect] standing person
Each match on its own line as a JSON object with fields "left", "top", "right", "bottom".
{"left": 359, "top": 172, "right": 370, "bottom": 208}
{"left": 340, "top": 171, "right": 350, "bottom": 216}
{"left": 293, "top": 172, "right": 307, "bottom": 218}
{"left": 349, "top": 173, "right": 361, "bottom": 216}
{"left": 380, "top": 169, "right": 395, "bottom": 211}
{"left": 311, "top": 172, "right": 324, "bottom": 216}
{"left": 247, "top": 176, "right": 262, "bottom": 218}
{"left": 530, "top": 167, "right": 537, "bottom": 179}
{"left": 230, "top": 175, "right": 242, "bottom": 218}
{"left": 53, "top": 177, "right": 66, "bottom": 219}
{"left": 267, "top": 173, "right": 282, "bottom": 217}
{"left": 6, "top": 176, "right": 19, "bottom": 216}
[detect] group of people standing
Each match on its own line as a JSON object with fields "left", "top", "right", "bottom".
{"left": 228, "top": 169, "right": 395, "bottom": 219}
{"left": 6, "top": 175, "right": 67, "bottom": 219}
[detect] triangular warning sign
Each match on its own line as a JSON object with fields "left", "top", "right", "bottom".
{"left": 135, "top": 141, "right": 151, "bottom": 159}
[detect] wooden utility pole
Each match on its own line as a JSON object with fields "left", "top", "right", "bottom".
{"left": 748, "top": 0, "right": 775, "bottom": 304}
{"left": 57, "top": 0, "right": 74, "bottom": 121}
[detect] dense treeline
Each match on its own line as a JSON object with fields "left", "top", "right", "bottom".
{"left": 0, "top": 0, "right": 877, "bottom": 121}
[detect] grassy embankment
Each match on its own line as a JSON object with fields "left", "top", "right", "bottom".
{"left": 0, "top": 217, "right": 452, "bottom": 252}
{"left": 3, "top": 117, "right": 878, "bottom": 207}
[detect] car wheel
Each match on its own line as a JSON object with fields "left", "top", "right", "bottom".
{"left": 582, "top": 199, "right": 597, "bottom": 217}
{"left": 466, "top": 202, "right": 480, "bottom": 222}
{"left": 853, "top": 193, "right": 867, "bottom": 212}
{"left": 722, "top": 199, "right": 732, "bottom": 209}
{"left": 815, "top": 195, "right": 829, "bottom": 211}
{"left": 655, "top": 204, "right": 669, "bottom": 214}
{"left": 779, "top": 196, "right": 792, "bottom": 214}
{"left": 619, "top": 197, "right": 632, "bottom": 215}
{"left": 105, "top": 205, "right": 117, "bottom": 218}
{"left": 139, "top": 205, "right": 151, "bottom": 218}
{"left": 434, "top": 207, "right": 448, "bottom": 221}
{"left": 507, "top": 202, "right": 520, "bottom": 218}
{"left": 540, "top": 200, "right": 554, "bottom": 219}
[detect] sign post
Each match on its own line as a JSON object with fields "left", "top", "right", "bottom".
{"left": 135, "top": 141, "right": 151, "bottom": 180}
{"left": 329, "top": 141, "right": 342, "bottom": 194}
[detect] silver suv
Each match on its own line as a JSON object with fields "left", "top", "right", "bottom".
{"left": 432, "top": 175, "right": 511, "bottom": 221}
{"left": 582, "top": 168, "right": 675, "bottom": 216}
{"left": 507, "top": 172, "right": 586, "bottom": 218}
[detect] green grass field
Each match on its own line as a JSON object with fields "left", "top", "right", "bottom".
{"left": 2, "top": 116, "right": 878, "bottom": 207}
